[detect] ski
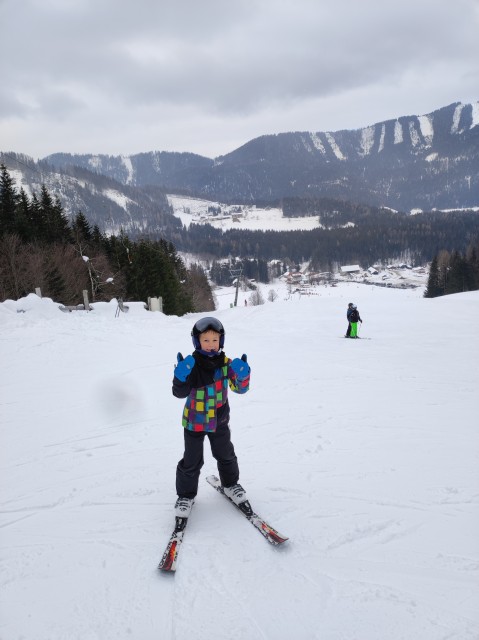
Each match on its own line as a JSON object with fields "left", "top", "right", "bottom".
{"left": 158, "top": 516, "right": 189, "bottom": 572}
{"left": 206, "top": 475, "right": 288, "bottom": 546}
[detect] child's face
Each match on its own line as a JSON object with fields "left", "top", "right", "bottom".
{"left": 199, "top": 330, "right": 221, "bottom": 352}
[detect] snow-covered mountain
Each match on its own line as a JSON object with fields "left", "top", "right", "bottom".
{"left": 43, "top": 101, "right": 479, "bottom": 211}
{"left": 0, "top": 153, "right": 179, "bottom": 237}
{"left": 1, "top": 282, "right": 478, "bottom": 639}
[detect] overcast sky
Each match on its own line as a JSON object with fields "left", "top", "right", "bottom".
{"left": 1, "top": 0, "right": 478, "bottom": 160}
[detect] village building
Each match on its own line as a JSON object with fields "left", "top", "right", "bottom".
{"left": 340, "top": 264, "right": 361, "bottom": 275}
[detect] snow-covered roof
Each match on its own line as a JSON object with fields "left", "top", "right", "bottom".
{"left": 340, "top": 264, "right": 361, "bottom": 273}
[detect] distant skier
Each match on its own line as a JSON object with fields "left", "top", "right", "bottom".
{"left": 346, "top": 304, "right": 362, "bottom": 338}
{"left": 172, "top": 317, "right": 251, "bottom": 518}
{"left": 345, "top": 303, "right": 354, "bottom": 337}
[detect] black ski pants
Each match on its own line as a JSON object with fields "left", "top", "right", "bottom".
{"left": 176, "top": 422, "right": 239, "bottom": 498}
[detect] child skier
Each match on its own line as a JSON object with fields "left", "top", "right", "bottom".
{"left": 172, "top": 317, "right": 251, "bottom": 518}
{"left": 348, "top": 304, "right": 362, "bottom": 338}
{"left": 345, "top": 302, "right": 354, "bottom": 337}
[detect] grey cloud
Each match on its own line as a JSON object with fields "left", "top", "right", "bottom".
{"left": 0, "top": 0, "right": 477, "bottom": 157}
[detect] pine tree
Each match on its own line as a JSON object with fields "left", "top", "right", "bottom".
{"left": 184, "top": 263, "right": 215, "bottom": 311}
{"left": 38, "top": 185, "right": 54, "bottom": 242}
{"left": 72, "top": 211, "right": 93, "bottom": 244}
{"left": 424, "top": 255, "right": 441, "bottom": 298}
{"left": 49, "top": 194, "right": 70, "bottom": 244}
{"left": 446, "top": 251, "right": 468, "bottom": 295}
{"left": 15, "top": 188, "right": 34, "bottom": 242}
{"left": 44, "top": 258, "right": 67, "bottom": 302}
{"left": 91, "top": 224, "right": 105, "bottom": 250}
{"left": 36, "top": 186, "right": 70, "bottom": 244}
{"left": 29, "top": 193, "right": 42, "bottom": 238}
{"left": 0, "top": 164, "right": 20, "bottom": 237}
{"left": 51, "top": 196, "right": 71, "bottom": 244}
{"left": 466, "top": 245, "right": 479, "bottom": 291}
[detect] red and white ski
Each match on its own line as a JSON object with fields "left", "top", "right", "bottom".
{"left": 206, "top": 475, "right": 289, "bottom": 546}
{"left": 158, "top": 516, "right": 189, "bottom": 572}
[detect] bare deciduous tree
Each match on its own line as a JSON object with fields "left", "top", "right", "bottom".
{"left": 0, "top": 234, "right": 30, "bottom": 300}
{"left": 184, "top": 263, "right": 215, "bottom": 311}
{"left": 249, "top": 289, "right": 265, "bottom": 306}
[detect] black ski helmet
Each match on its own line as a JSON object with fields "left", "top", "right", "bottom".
{"left": 191, "top": 316, "right": 225, "bottom": 349}
{"left": 348, "top": 302, "right": 354, "bottom": 307}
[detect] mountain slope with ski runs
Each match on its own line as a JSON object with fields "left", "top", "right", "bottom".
{"left": 2, "top": 100, "right": 478, "bottom": 237}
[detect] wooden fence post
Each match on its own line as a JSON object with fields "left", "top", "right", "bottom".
{"left": 82, "top": 290, "right": 91, "bottom": 311}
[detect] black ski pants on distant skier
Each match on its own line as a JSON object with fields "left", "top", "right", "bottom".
{"left": 176, "top": 422, "right": 239, "bottom": 498}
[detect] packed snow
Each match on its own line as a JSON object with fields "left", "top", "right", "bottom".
{"left": 378, "top": 124, "right": 386, "bottom": 153}
{"left": 418, "top": 115, "right": 434, "bottom": 146}
{"left": 324, "top": 132, "right": 345, "bottom": 160}
{"left": 121, "top": 156, "right": 134, "bottom": 185}
{"left": 409, "top": 121, "right": 422, "bottom": 148}
{"left": 309, "top": 132, "right": 326, "bottom": 154}
{"left": 394, "top": 120, "right": 403, "bottom": 145}
{"left": 1, "top": 281, "right": 478, "bottom": 640}
{"left": 361, "top": 126, "right": 375, "bottom": 156}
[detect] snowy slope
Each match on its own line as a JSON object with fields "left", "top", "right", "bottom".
{"left": 1, "top": 283, "right": 478, "bottom": 640}
{"left": 168, "top": 194, "right": 323, "bottom": 231}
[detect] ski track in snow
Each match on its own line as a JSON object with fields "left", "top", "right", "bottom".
{"left": 1, "top": 283, "right": 478, "bottom": 639}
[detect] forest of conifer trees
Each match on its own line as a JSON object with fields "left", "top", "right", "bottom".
{"left": 424, "top": 246, "right": 479, "bottom": 298}
{"left": 169, "top": 205, "right": 479, "bottom": 273}
{"left": 0, "top": 165, "right": 214, "bottom": 313}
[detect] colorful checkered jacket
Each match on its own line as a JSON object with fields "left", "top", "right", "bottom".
{"left": 172, "top": 352, "right": 250, "bottom": 433}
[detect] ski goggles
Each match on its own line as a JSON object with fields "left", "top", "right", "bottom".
{"left": 193, "top": 317, "right": 224, "bottom": 334}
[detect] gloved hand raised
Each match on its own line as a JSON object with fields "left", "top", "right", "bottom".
{"left": 230, "top": 354, "right": 250, "bottom": 380}
{"left": 174, "top": 352, "right": 195, "bottom": 382}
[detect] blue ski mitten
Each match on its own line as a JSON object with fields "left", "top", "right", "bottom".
{"left": 174, "top": 353, "right": 195, "bottom": 382}
{"left": 230, "top": 354, "right": 250, "bottom": 380}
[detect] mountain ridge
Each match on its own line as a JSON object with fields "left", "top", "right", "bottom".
{"left": 1, "top": 100, "right": 478, "bottom": 241}
{"left": 41, "top": 101, "right": 479, "bottom": 211}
